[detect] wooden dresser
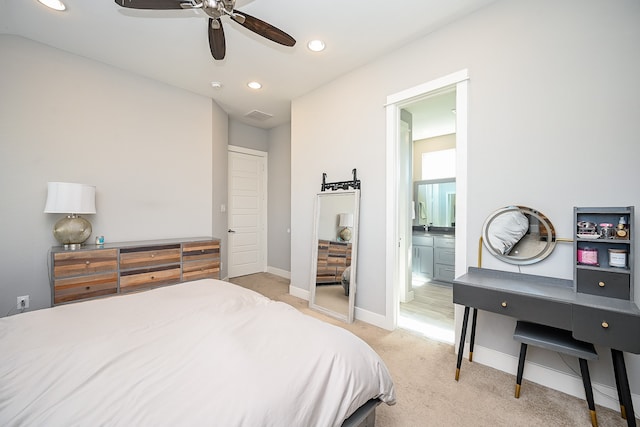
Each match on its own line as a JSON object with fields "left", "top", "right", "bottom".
{"left": 50, "top": 237, "right": 220, "bottom": 305}
{"left": 316, "top": 239, "right": 352, "bottom": 284}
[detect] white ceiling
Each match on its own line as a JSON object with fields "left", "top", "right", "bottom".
{"left": 0, "top": 0, "right": 495, "bottom": 129}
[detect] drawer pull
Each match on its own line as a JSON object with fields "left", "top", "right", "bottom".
{"left": 601, "top": 321, "right": 609, "bottom": 329}
{"left": 201, "top": 249, "right": 205, "bottom": 253}
{"left": 598, "top": 281, "right": 605, "bottom": 288}
{"left": 501, "top": 301, "right": 507, "bottom": 308}
{"left": 85, "top": 261, "right": 91, "bottom": 265}
{"left": 151, "top": 275, "right": 155, "bottom": 280}
{"left": 85, "top": 286, "right": 90, "bottom": 290}
{"left": 151, "top": 254, "right": 155, "bottom": 258}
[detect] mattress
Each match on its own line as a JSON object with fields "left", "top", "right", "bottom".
{"left": 0, "top": 279, "right": 395, "bottom": 426}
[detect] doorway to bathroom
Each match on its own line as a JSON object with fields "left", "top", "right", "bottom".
{"left": 384, "top": 69, "right": 468, "bottom": 345}
{"left": 399, "top": 89, "right": 457, "bottom": 344}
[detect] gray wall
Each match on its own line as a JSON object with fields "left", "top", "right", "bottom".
{"left": 229, "top": 119, "right": 292, "bottom": 276}
{"left": 0, "top": 35, "right": 228, "bottom": 313}
{"left": 229, "top": 119, "right": 268, "bottom": 152}
{"left": 267, "top": 123, "right": 292, "bottom": 274}
{"left": 291, "top": 0, "right": 639, "bottom": 399}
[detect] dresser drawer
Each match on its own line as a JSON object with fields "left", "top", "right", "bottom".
{"left": 54, "top": 272, "right": 118, "bottom": 304}
{"left": 435, "top": 247, "right": 455, "bottom": 265}
{"left": 453, "top": 284, "right": 572, "bottom": 329}
{"left": 182, "top": 259, "right": 220, "bottom": 281}
{"left": 434, "top": 263, "right": 455, "bottom": 283}
{"left": 182, "top": 240, "right": 220, "bottom": 262}
{"left": 435, "top": 237, "right": 455, "bottom": 249}
{"left": 53, "top": 249, "right": 118, "bottom": 278}
{"left": 119, "top": 245, "right": 181, "bottom": 270}
{"left": 576, "top": 269, "right": 630, "bottom": 300}
{"left": 572, "top": 305, "right": 640, "bottom": 353}
{"left": 120, "top": 266, "right": 181, "bottom": 292}
{"left": 413, "top": 235, "right": 434, "bottom": 247}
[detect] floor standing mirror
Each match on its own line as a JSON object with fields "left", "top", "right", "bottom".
{"left": 309, "top": 189, "right": 360, "bottom": 323}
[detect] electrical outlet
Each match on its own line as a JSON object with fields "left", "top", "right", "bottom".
{"left": 17, "top": 295, "right": 29, "bottom": 310}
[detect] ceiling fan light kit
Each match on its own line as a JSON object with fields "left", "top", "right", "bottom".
{"left": 114, "top": 0, "right": 296, "bottom": 60}
{"left": 38, "top": 0, "right": 66, "bottom": 11}
{"left": 307, "top": 40, "right": 326, "bottom": 52}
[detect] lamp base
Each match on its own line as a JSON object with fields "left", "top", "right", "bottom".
{"left": 339, "top": 227, "right": 352, "bottom": 242}
{"left": 53, "top": 215, "right": 92, "bottom": 249}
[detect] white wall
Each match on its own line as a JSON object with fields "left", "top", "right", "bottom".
{"left": 291, "top": 0, "right": 639, "bottom": 404}
{"left": 0, "top": 35, "right": 227, "bottom": 312}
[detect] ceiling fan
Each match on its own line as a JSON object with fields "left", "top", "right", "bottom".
{"left": 114, "top": 0, "right": 296, "bottom": 60}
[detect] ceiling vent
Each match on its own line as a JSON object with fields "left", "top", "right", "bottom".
{"left": 244, "top": 110, "right": 273, "bottom": 121}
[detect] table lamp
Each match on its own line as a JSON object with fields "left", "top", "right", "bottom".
{"left": 44, "top": 182, "right": 96, "bottom": 249}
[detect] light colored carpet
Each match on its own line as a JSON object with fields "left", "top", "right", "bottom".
{"left": 229, "top": 273, "right": 634, "bottom": 426}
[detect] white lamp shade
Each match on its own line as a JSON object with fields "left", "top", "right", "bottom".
{"left": 338, "top": 213, "right": 354, "bottom": 228}
{"left": 44, "top": 182, "right": 96, "bottom": 214}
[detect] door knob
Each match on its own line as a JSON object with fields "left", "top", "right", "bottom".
{"left": 228, "top": 229, "right": 236, "bottom": 233}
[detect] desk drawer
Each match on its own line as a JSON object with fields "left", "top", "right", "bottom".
{"left": 572, "top": 306, "right": 640, "bottom": 353}
{"left": 453, "top": 284, "right": 572, "bottom": 330}
{"left": 576, "top": 269, "right": 630, "bottom": 300}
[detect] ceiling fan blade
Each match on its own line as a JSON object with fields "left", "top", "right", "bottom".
{"left": 114, "top": 0, "right": 195, "bottom": 9}
{"left": 208, "top": 18, "right": 226, "bottom": 60}
{"left": 233, "top": 10, "right": 296, "bottom": 47}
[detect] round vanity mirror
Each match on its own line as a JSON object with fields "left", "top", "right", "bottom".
{"left": 482, "top": 205, "right": 557, "bottom": 265}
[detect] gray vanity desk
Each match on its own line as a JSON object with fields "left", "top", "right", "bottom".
{"left": 453, "top": 267, "right": 640, "bottom": 426}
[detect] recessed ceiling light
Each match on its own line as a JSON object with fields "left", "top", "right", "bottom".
{"left": 247, "top": 81, "right": 262, "bottom": 90}
{"left": 37, "top": 0, "right": 66, "bottom": 11}
{"left": 307, "top": 40, "right": 326, "bottom": 52}
{"left": 211, "top": 81, "right": 222, "bottom": 89}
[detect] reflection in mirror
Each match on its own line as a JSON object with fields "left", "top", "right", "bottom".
{"left": 309, "top": 190, "right": 360, "bottom": 323}
{"left": 414, "top": 179, "right": 456, "bottom": 230}
{"left": 482, "top": 205, "right": 556, "bottom": 265}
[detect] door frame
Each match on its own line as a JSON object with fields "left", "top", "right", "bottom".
{"left": 384, "top": 70, "right": 469, "bottom": 331}
{"left": 227, "top": 145, "right": 268, "bottom": 278}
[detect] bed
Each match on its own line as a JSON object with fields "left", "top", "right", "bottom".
{"left": 0, "top": 279, "right": 395, "bottom": 426}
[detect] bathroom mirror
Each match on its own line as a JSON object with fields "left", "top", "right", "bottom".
{"left": 482, "top": 205, "right": 556, "bottom": 265}
{"left": 309, "top": 189, "right": 360, "bottom": 323}
{"left": 414, "top": 179, "right": 456, "bottom": 230}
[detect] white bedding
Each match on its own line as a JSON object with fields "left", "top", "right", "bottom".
{"left": 0, "top": 279, "right": 395, "bottom": 427}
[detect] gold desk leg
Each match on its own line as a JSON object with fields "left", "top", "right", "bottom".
{"left": 455, "top": 368, "right": 460, "bottom": 381}
{"left": 515, "top": 384, "right": 521, "bottom": 399}
{"left": 589, "top": 409, "right": 598, "bottom": 427}
{"left": 469, "top": 351, "right": 473, "bottom": 363}
{"left": 620, "top": 404, "right": 627, "bottom": 420}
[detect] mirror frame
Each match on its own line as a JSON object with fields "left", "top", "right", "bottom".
{"left": 309, "top": 189, "right": 360, "bottom": 323}
{"left": 482, "top": 205, "right": 556, "bottom": 265}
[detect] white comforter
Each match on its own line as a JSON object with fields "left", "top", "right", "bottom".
{"left": 0, "top": 279, "right": 395, "bottom": 427}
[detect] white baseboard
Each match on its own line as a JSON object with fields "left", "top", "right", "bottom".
{"left": 465, "top": 344, "right": 639, "bottom": 415}
{"left": 267, "top": 266, "right": 290, "bottom": 279}
{"left": 287, "top": 286, "right": 388, "bottom": 330}
{"left": 354, "top": 307, "right": 388, "bottom": 329}
{"left": 289, "top": 285, "right": 309, "bottom": 300}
